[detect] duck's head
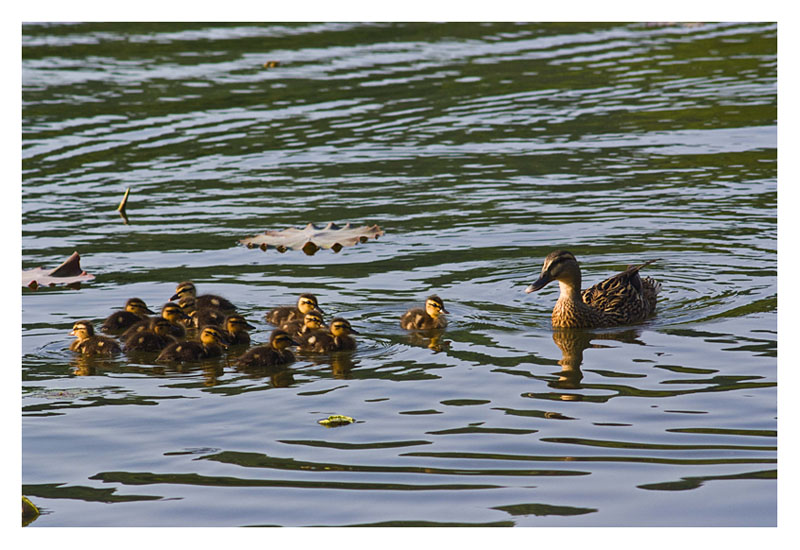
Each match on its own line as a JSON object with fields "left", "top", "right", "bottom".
{"left": 125, "top": 298, "right": 155, "bottom": 316}
{"left": 69, "top": 320, "right": 94, "bottom": 340}
{"left": 270, "top": 329, "right": 299, "bottom": 350}
{"left": 303, "top": 310, "right": 325, "bottom": 330}
{"left": 330, "top": 317, "right": 359, "bottom": 337}
{"left": 425, "top": 295, "right": 449, "bottom": 318}
{"left": 150, "top": 317, "right": 173, "bottom": 337}
{"left": 199, "top": 326, "right": 230, "bottom": 349}
{"left": 225, "top": 314, "right": 255, "bottom": 334}
{"left": 525, "top": 250, "right": 581, "bottom": 293}
{"left": 298, "top": 293, "right": 323, "bottom": 315}
{"left": 162, "top": 302, "right": 190, "bottom": 324}
{"left": 171, "top": 281, "right": 197, "bottom": 302}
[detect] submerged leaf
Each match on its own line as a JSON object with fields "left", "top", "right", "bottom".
{"left": 22, "top": 251, "right": 95, "bottom": 289}
{"left": 239, "top": 223, "right": 384, "bottom": 255}
{"left": 318, "top": 415, "right": 355, "bottom": 427}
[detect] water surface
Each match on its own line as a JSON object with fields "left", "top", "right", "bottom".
{"left": 22, "top": 22, "right": 776, "bottom": 527}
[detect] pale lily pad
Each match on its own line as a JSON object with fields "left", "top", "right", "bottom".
{"left": 22, "top": 251, "right": 95, "bottom": 289}
{"left": 318, "top": 415, "right": 355, "bottom": 427}
{"left": 240, "top": 223, "right": 384, "bottom": 255}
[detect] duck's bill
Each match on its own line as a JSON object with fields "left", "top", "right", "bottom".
{"left": 170, "top": 292, "right": 181, "bottom": 301}
{"left": 525, "top": 274, "right": 551, "bottom": 293}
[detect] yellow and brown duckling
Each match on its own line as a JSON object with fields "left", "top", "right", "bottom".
{"left": 70, "top": 320, "right": 121, "bottom": 356}
{"left": 236, "top": 329, "right": 297, "bottom": 369}
{"left": 123, "top": 317, "right": 177, "bottom": 353}
{"left": 156, "top": 325, "right": 230, "bottom": 363}
{"left": 122, "top": 302, "right": 189, "bottom": 341}
{"left": 189, "top": 306, "right": 226, "bottom": 329}
{"left": 100, "top": 298, "right": 155, "bottom": 334}
{"left": 281, "top": 309, "right": 325, "bottom": 340}
{"left": 171, "top": 281, "right": 236, "bottom": 314}
{"left": 299, "top": 317, "right": 358, "bottom": 353}
{"left": 525, "top": 250, "right": 661, "bottom": 328}
{"left": 265, "top": 293, "right": 323, "bottom": 326}
{"left": 223, "top": 313, "right": 256, "bottom": 346}
{"left": 400, "top": 295, "right": 449, "bottom": 330}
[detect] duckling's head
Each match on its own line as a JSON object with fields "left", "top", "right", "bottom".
{"left": 225, "top": 314, "right": 255, "bottom": 334}
{"left": 525, "top": 250, "right": 581, "bottom": 294}
{"left": 330, "top": 317, "right": 359, "bottom": 336}
{"left": 270, "top": 329, "right": 298, "bottom": 350}
{"left": 298, "top": 293, "right": 323, "bottom": 315}
{"left": 199, "top": 326, "right": 230, "bottom": 349}
{"left": 303, "top": 310, "right": 324, "bottom": 330}
{"left": 425, "top": 295, "right": 449, "bottom": 318}
{"left": 125, "top": 298, "right": 155, "bottom": 316}
{"left": 69, "top": 321, "right": 94, "bottom": 340}
{"left": 171, "top": 281, "right": 197, "bottom": 302}
{"left": 150, "top": 317, "right": 173, "bottom": 337}
{"left": 162, "top": 302, "right": 190, "bottom": 323}
{"left": 178, "top": 295, "right": 197, "bottom": 315}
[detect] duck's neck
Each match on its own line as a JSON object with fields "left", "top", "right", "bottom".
{"left": 557, "top": 278, "right": 583, "bottom": 303}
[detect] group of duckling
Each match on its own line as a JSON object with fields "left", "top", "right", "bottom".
{"left": 69, "top": 281, "right": 448, "bottom": 371}
{"left": 68, "top": 251, "right": 662, "bottom": 369}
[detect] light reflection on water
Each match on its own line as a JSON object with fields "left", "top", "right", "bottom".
{"left": 22, "top": 22, "right": 776, "bottom": 527}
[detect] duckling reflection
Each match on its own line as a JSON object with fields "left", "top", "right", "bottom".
{"left": 404, "top": 330, "right": 451, "bottom": 353}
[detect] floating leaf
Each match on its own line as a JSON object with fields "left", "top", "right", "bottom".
{"left": 240, "top": 223, "right": 384, "bottom": 255}
{"left": 22, "top": 251, "right": 95, "bottom": 289}
{"left": 318, "top": 415, "right": 355, "bottom": 427}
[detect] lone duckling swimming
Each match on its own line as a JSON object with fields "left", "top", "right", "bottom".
{"left": 400, "top": 295, "right": 449, "bottom": 330}
{"left": 236, "top": 329, "right": 297, "bottom": 369}
{"left": 265, "top": 293, "right": 323, "bottom": 326}
{"left": 156, "top": 326, "right": 230, "bottom": 363}
{"left": 123, "top": 317, "right": 176, "bottom": 353}
{"left": 171, "top": 281, "right": 237, "bottom": 314}
{"left": 525, "top": 250, "right": 661, "bottom": 328}
{"left": 70, "top": 321, "right": 122, "bottom": 356}
{"left": 223, "top": 313, "right": 256, "bottom": 346}
{"left": 281, "top": 309, "right": 325, "bottom": 340}
{"left": 299, "top": 317, "right": 358, "bottom": 353}
{"left": 100, "top": 298, "right": 155, "bottom": 334}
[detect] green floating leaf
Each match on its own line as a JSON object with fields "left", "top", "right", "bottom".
{"left": 22, "top": 251, "right": 95, "bottom": 289}
{"left": 239, "top": 223, "right": 384, "bottom": 255}
{"left": 318, "top": 415, "right": 355, "bottom": 427}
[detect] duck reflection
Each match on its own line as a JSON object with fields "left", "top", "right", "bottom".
{"left": 549, "top": 328, "right": 646, "bottom": 394}
{"left": 405, "top": 329, "right": 451, "bottom": 353}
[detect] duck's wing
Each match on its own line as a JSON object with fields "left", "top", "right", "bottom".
{"left": 581, "top": 259, "right": 659, "bottom": 325}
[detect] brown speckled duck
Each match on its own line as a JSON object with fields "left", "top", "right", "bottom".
{"left": 171, "top": 281, "right": 236, "bottom": 314}
{"left": 156, "top": 325, "right": 230, "bottom": 363}
{"left": 70, "top": 321, "right": 122, "bottom": 356}
{"left": 299, "top": 317, "right": 358, "bottom": 353}
{"left": 123, "top": 317, "right": 176, "bottom": 353}
{"left": 265, "top": 293, "right": 323, "bottom": 326}
{"left": 100, "top": 298, "right": 155, "bottom": 334}
{"left": 281, "top": 309, "right": 325, "bottom": 340}
{"left": 525, "top": 250, "right": 661, "bottom": 328}
{"left": 400, "top": 295, "right": 448, "bottom": 330}
{"left": 223, "top": 313, "right": 256, "bottom": 346}
{"left": 236, "top": 329, "right": 297, "bottom": 369}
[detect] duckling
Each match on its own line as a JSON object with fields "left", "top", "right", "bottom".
{"left": 525, "top": 250, "right": 661, "bottom": 328}
{"left": 299, "top": 317, "right": 358, "bottom": 353}
{"left": 400, "top": 295, "right": 449, "bottom": 330}
{"left": 156, "top": 325, "right": 230, "bottom": 363}
{"left": 265, "top": 293, "right": 323, "bottom": 326}
{"left": 100, "top": 298, "right": 155, "bottom": 334}
{"left": 69, "top": 321, "right": 121, "bottom": 356}
{"left": 122, "top": 302, "right": 189, "bottom": 341}
{"left": 223, "top": 313, "right": 256, "bottom": 346}
{"left": 189, "top": 307, "right": 226, "bottom": 328}
{"left": 281, "top": 309, "right": 325, "bottom": 340}
{"left": 123, "top": 317, "right": 177, "bottom": 353}
{"left": 171, "top": 281, "right": 236, "bottom": 314}
{"left": 236, "top": 329, "right": 297, "bottom": 369}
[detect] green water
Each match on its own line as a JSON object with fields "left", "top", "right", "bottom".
{"left": 22, "top": 22, "right": 776, "bottom": 527}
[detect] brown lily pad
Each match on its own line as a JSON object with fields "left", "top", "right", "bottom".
{"left": 22, "top": 251, "right": 95, "bottom": 289}
{"left": 239, "top": 223, "right": 384, "bottom": 255}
